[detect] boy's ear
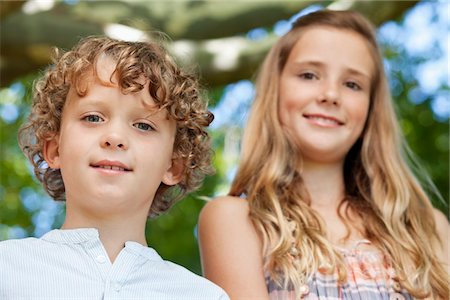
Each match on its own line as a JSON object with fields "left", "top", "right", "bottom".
{"left": 43, "top": 135, "right": 61, "bottom": 169}
{"left": 162, "top": 158, "right": 185, "bottom": 186}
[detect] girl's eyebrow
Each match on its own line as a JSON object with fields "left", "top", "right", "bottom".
{"left": 290, "top": 60, "right": 371, "bottom": 79}
{"left": 289, "top": 60, "right": 324, "bottom": 68}
{"left": 346, "top": 68, "right": 371, "bottom": 80}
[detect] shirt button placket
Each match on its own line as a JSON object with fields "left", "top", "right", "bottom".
{"left": 96, "top": 255, "right": 107, "bottom": 264}
{"left": 112, "top": 282, "right": 121, "bottom": 292}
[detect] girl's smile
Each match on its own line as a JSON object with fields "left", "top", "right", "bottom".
{"left": 302, "top": 113, "right": 344, "bottom": 127}
{"left": 278, "top": 26, "right": 374, "bottom": 165}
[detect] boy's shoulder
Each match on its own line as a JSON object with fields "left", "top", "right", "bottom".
{"left": 0, "top": 236, "right": 43, "bottom": 252}
{"left": 0, "top": 235, "right": 54, "bottom": 266}
{"left": 0, "top": 231, "right": 229, "bottom": 300}
{"left": 131, "top": 244, "right": 228, "bottom": 298}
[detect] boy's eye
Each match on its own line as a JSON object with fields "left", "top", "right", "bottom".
{"left": 134, "top": 122, "right": 154, "bottom": 132}
{"left": 345, "top": 81, "right": 361, "bottom": 91}
{"left": 83, "top": 115, "right": 103, "bottom": 123}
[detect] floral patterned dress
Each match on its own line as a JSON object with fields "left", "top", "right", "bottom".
{"left": 266, "top": 240, "right": 416, "bottom": 300}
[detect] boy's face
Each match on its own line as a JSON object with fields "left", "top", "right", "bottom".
{"left": 44, "top": 57, "right": 182, "bottom": 219}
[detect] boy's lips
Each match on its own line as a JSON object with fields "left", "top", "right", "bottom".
{"left": 90, "top": 160, "right": 132, "bottom": 172}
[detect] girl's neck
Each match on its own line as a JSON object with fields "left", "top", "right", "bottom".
{"left": 302, "top": 160, "right": 346, "bottom": 210}
{"left": 301, "top": 160, "right": 366, "bottom": 244}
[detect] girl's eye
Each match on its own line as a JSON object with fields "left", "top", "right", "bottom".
{"left": 299, "top": 72, "right": 316, "bottom": 80}
{"left": 134, "top": 122, "right": 154, "bottom": 132}
{"left": 83, "top": 115, "right": 103, "bottom": 123}
{"left": 346, "top": 81, "right": 362, "bottom": 91}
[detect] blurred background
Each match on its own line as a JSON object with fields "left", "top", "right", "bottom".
{"left": 0, "top": 0, "right": 448, "bottom": 275}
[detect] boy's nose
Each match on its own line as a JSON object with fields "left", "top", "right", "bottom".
{"left": 101, "top": 132, "right": 128, "bottom": 150}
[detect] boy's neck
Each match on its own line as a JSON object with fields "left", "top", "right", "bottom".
{"left": 61, "top": 211, "right": 148, "bottom": 263}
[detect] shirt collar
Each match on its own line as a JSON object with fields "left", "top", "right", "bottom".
{"left": 124, "top": 241, "right": 162, "bottom": 261}
{"left": 41, "top": 228, "right": 99, "bottom": 244}
{"left": 40, "top": 228, "right": 162, "bottom": 261}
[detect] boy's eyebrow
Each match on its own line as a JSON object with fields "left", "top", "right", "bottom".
{"left": 73, "top": 97, "right": 104, "bottom": 106}
{"left": 142, "top": 108, "right": 171, "bottom": 121}
{"left": 74, "top": 92, "right": 171, "bottom": 119}
{"left": 137, "top": 96, "right": 173, "bottom": 121}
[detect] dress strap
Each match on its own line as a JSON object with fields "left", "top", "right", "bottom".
{"left": 352, "top": 239, "right": 371, "bottom": 250}
{"left": 333, "top": 239, "right": 372, "bottom": 253}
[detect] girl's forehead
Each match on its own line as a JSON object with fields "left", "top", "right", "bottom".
{"left": 286, "top": 26, "right": 375, "bottom": 78}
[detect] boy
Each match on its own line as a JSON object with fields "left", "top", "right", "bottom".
{"left": 0, "top": 36, "right": 229, "bottom": 299}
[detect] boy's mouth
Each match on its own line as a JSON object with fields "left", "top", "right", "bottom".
{"left": 90, "top": 160, "right": 132, "bottom": 172}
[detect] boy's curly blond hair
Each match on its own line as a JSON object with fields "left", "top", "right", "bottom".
{"left": 18, "top": 36, "right": 214, "bottom": 217}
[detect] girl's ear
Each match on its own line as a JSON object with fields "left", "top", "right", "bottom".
{"left": 162, "top": 158, "right": 185, "bottom": 186}
{"left": 43, "top": 135, "right": 61, "bottom": 169}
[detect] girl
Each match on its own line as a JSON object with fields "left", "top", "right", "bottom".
{"left": 198, "top": 10, "right": 449, "bottom": 300}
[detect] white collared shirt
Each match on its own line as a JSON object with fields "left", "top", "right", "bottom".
{"left": 0, "top": 228, "right": 229, "bottom": 300}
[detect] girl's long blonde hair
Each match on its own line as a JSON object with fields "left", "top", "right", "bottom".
{"left": 229, "top": 10, "right": 448, "bottom": 298}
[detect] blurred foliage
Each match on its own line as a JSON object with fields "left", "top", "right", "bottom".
{"left": 0, "top": 1, "right": 448, "bottom": 275}
{"left": 378, "top": 12, "right": 449, "bottom": 211}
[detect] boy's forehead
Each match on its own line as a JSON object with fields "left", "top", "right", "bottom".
{"left": 72, "top": 56, "right": 119, "bottom": 90}
{"left": 67, "top": 58, "right": 169, "bottom": 118}
{"left": 74, "top": 55, "right": 147, "bottom": 96}
{"left": 95, "top": 55, "right": 121, "bottom": 85}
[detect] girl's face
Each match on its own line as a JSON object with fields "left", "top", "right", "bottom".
{"left": 279, "top": 26, "right": 374, "bottom": 165}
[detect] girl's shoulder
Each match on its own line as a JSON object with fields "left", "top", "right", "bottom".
{"left": 198, "top": 196, "right": 268, "bottom": 299}
{"left": 432, "top": 208, "right": 449, "bottom": 266}
{"left": 201, "top": 195, "right": 249, "bottom": 216}
{"left": 199, "top": 196, "right": 253, "bottom": 235}
{"left": 432, "top": 207, "right": 449, "bottom": 236}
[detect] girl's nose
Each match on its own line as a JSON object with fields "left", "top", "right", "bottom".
{"left": 318, "top": 81, "right": 340, "bottom": 105}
